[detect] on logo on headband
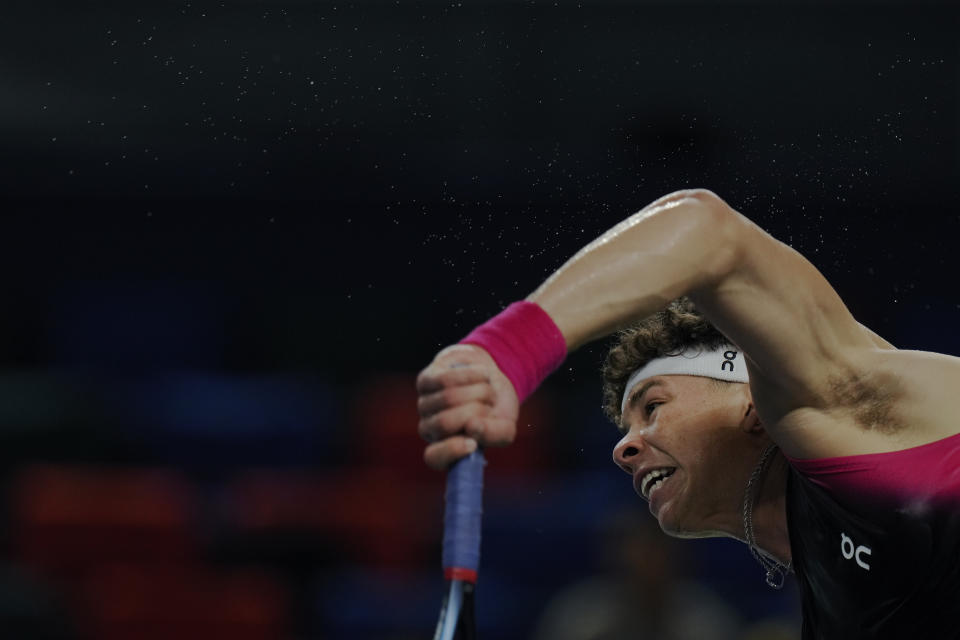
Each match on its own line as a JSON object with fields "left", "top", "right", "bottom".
{"left": 722, "top": 350, "right": 738, "bottom": 372}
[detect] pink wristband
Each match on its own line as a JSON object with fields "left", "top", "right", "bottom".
{"left": 459, "top": 301, "right": 567, "bottom": 403}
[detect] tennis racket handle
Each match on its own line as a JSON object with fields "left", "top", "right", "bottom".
{"left": 441, "top": 449, "right": 485, "bottom": 583}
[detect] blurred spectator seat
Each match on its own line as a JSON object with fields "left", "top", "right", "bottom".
{"left": 11, "top": 465, "right": 198, "bottom": 576}
{"left": 222, "top": 467, "right": 439, "bottom": 570}
{"left": 76, "top": 564, "right": 289, "bottom": 640}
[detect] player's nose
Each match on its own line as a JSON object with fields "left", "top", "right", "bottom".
{"left": 612, "top": 430, "right": 646, "bottom": 475}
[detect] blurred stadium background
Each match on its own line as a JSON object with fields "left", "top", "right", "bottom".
{"left": 0, "top": 0, "right": 957, "bottom": 638}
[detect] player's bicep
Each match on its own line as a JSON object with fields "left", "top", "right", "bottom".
{"left": 691, "top": 207, "right": 876, "bottom": 413}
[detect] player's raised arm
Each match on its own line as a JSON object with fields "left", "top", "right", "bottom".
{"left": 529, "top": 189, "right": 879, "bottom": 413}
{"left": 418, "top": 188, "right": 877, "bottom": 467}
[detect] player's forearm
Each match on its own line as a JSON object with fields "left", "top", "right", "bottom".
{"left": 527, "top": 189, "right": 741, "bottom": 350}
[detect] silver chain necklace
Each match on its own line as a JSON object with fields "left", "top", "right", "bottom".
{"left": 741, "top": 442, "right": 791, "bottom": 589}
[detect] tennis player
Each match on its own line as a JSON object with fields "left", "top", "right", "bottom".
{"left": 416, "top": 189, "right": 960, "bottom": 638}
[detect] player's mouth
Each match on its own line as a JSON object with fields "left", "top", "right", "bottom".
{"left": 636, "top": 466, "right": 677, "bottom": 502}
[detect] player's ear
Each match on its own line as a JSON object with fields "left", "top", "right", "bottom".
{"left": 740, "top": 403, "right": 764, "bottom": 434}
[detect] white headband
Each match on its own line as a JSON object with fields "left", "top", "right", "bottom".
{"left": 620, "top": 346, "right": 750, "bottom": 414}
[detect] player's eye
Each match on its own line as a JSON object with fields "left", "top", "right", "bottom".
{"left": 645, "top": 401, "right": 662, "bottom": 417}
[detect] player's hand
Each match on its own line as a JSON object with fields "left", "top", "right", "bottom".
{"left": 416, "top": 344, "right": 519, "bottom": 470}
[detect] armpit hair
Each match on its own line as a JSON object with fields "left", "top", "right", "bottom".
{"left": 826, "top": 369, "right": 904, "bottom": 434}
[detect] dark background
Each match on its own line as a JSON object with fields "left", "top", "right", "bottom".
{"left": 0, "top": 1, "right": 957, "bottom": 639}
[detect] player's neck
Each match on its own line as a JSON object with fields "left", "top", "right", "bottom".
{"left": 748, "top": 452, "right": 791, "bottom": 566}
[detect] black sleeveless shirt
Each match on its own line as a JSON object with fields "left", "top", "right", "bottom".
{"left": 786, "top": 466, "right": 960, "bottom": 638}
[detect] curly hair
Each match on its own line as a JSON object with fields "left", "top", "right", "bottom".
{"left": 601, "top": 297, "right": 735, "bottom": 426}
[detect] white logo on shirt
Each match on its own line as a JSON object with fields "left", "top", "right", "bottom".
{"left": 841, "top": 532, "right": 872, "bottom": 571}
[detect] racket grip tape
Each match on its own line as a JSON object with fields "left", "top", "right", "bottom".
{"left": 441, "top": 449, "right": 485, "bottom": 583}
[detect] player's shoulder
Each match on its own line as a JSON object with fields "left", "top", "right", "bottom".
{"left": 771, "top": 347, "right": 960, "bottom": 459}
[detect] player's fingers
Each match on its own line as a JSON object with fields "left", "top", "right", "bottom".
{"left": 417, "top": 383, "right": 496, "bottom": 418}
{"left": 416, "top": 365, "right": 489, "bottom": 394}
{"left": 423, "top": 436, "right": 478, "bottom": 470}
{"left": 418, "top": 401, "right": 491, "bottom": 442}
{"left": 465, "top": 415, "right": 517, "bottom": 447}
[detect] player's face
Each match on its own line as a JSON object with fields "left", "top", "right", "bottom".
{"left": 613, "top": 375, "right": 753, "bottom": 538}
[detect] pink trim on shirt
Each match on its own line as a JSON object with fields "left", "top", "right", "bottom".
{"left": 785, "top": 431, "right": 960, "bottom": 505}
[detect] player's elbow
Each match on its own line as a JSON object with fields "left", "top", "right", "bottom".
{"left": 659, "top": 188, "right": 726, "bottom": 209}
{"left": 668, "top": 187, "right": 718, "bottom": 201}
{"left": 661, "top": 187, "right": 740, "bottom": 231}
{"left": 668, "top": 189, "right": 746, "bottom": 279}
{"left": 687, "top": 189, "right": 739, "bottom": 229}
{"left": 659, "top": 189, "right": 738, "bottom": 229}
{"left": 639, "top": 188, "right": 748, "bottom": 279}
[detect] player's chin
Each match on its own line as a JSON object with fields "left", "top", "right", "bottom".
{"left": 649, "top": 483, "right": 679, "bottom": 533}
{"left": 650, "top": 498, "right": 677, "bottom": 534}
{"left": 652, "top": 498, "right": 704, "bottom": 540}
{"left": 657, "top": 515, "right": 700, "bottom": 539}
{"left": 653, "top": 508, "right": 682, "bottom": 538}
